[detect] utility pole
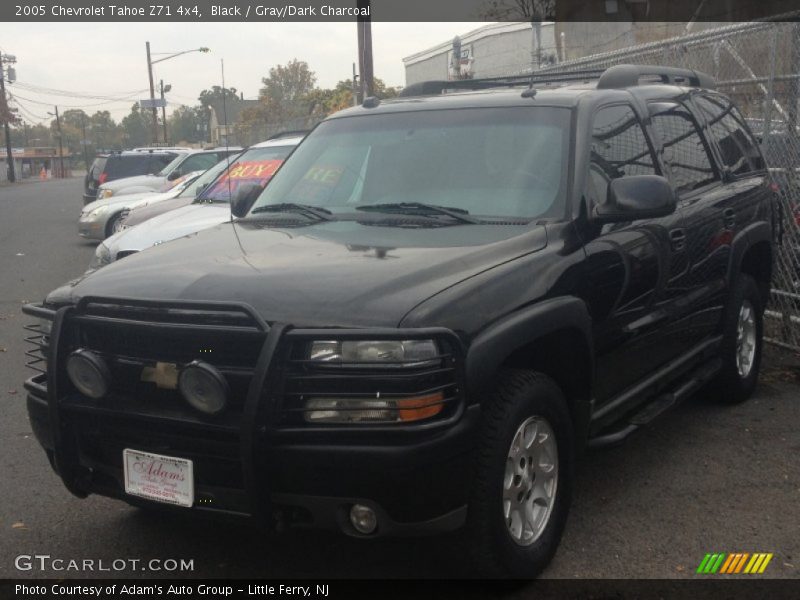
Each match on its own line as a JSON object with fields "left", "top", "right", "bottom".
{"left": 0, "top": 53, "right": 16, "bottom": 182}
{"left": 145, "top": 41, "right": 159, "bottom": 144}
{"left": 80, "top": 112, "right": 89, "bottom": 174}
{"left": 160, "top": 79, "right": 169, "bottom": 144}
{"left": 352, "top": 63, "right": 359, "bottom": 106}
{"left": 52, "top": 106, "right": 65, "bottom": 178}
{"left": 356, "top": 0, "right": 374, "bottom": 100}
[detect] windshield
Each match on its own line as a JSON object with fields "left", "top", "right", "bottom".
{"left": 157, "top": 153, "right": 186, "bottom": 177}
{"left": 179, "top": 155, "right": 241, "bottom": 198}
{"left": 248, "top": 107, "right": 571, "bottom": 220}
{"left": 198, "top": 144, "right": 296, "bottom": 203}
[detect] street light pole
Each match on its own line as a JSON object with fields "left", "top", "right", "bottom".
{"left": 145, "top": 45, "right": 210, "bottom": 146}
{"left": 145, "top": 41, "right": 159, "bottom": 145}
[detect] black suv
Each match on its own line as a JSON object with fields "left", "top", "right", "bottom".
{"left": 24, "top": 65, "right": 776, "bottom": 577}
{"left": 83, "top": 150, "right": 182, "bottom": 204}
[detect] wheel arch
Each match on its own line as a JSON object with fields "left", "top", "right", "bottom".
{"left": 729, "top": 222, "right": 773, "bottom": 309}
{"left": 465, "top": 296, "right": 594, "bottom": 445}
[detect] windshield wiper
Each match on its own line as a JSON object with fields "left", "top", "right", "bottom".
{"left": 250, "top": 203, "right": 333, "bottom": 221}
{"left": 356, "top": 202, "right": 480, "bottom": 224}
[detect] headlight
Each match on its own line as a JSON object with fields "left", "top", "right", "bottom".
{"left": 66, "top": 349, "right": 111, "bottom": 399}
{"left": 88, "top": 243, "right": 112, "bottom": 270}
{"left": 98, "top": 188, "right": 114, "bottom": 199}
{"left": 308, "top": 339, "right": 439, "bottom": 367}
{"left": 178, "top": 361, "right": 228, "bottom": 415}
{"left": 305, "top": 392, "right": 445, "bottom": 424}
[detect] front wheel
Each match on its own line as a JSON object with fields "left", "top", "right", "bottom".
{"left": 465, "top": 370, "right": 574, "bottom": 578}
{"left": 105, "top": 212, "right": 124, "bottom": 238}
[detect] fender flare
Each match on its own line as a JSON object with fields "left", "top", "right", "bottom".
{"left": 465, "top": 296, "right": 594, "bottom": 400}
{"left": 727, "top": 220, "right": 773, "bottom": 285}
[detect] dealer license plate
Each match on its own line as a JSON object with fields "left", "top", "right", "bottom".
{"left": 123, "top": 449, "right": 194, "bottom": 507}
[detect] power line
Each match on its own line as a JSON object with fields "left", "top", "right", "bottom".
{"left": 7, "top": 90, "right": 138, "bottom": 110}
{"left": 13, "top": 80, "right": 149, "bottom": 102}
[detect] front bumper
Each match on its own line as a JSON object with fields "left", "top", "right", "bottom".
{"left": 78, "top": 216, "right": 106, "bottom": 240}
{"left": 22, "top": 300, "right": 477, "bottom": 536}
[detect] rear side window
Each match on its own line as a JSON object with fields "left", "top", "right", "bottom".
{"left": 693, "top": 95, "right": 765, "bottom": 175}
{"left": 103, "top": 155, "right": 151, "bottom": 180}
{"left": 149, "top": 153, "right": 178, "bottom": 173}
{"left": 588, "top": 104, "right": 657, "bottom": 207}
{"left": 89, "top": 157, "right": 106, "bottom": 180}
{"left": 180, "top": 153, "right": 221, "bottom": 173}
{"left": 649, "top": 102, "right": 718, "bottom": 194}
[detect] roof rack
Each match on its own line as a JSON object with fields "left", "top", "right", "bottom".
{"left": 596, "top": 64, "right": 715, "bottom": 90}
{"left": 399, "top": 64, "right": 714, "bottom": 98}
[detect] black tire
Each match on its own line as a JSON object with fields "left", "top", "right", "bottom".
{"left": 104, "top": 212, "right": 123, "bottom": 238}
{"left": 714, "top": 274, "right": 763, "bottom": 404}
{"left": 465, "top": 370, "right": 574, "bottom": 579}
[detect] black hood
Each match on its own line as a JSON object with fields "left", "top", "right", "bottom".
{"left": 63, "top": 220, "right": 547, "bottom": 328}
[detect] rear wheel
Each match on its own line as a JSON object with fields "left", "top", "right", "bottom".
{"left": 714, "top": 274, "right": 763, "bottom": 404}
{"left": 465, "top": 370, "right": 573, "bottom": 578}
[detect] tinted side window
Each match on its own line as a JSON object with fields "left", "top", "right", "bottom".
{"left": 181, "top": 153, "right": 220, "bottom": 172}
{"left": 104, "top": 155, "right": 151, "bottom": 179}
{"left": 649, "top": 102, "right": 717, "bottom": 194}
{"left": 589, "top": 104, "right": 657, "bottom": 206}
{"left": 149, "top": 153, "right": 178, "bottom": 172}
{"left": 694, "top": 95, "right": 765, "bottom": 175}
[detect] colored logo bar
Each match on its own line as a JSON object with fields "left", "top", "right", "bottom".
{"left": 697, "top": 553, "right": 773, "bottom": 574}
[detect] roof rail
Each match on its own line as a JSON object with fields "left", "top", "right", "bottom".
{"left": 267, "top": 130, "right": 310, "bottom": 140}
{"left": 597, "top": 64, "right": 715, "bottom": 90}
{"left": 399, "top": 69, "right": 607, "bottom": 98}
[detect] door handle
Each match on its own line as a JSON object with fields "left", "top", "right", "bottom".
{"left": 723, "top": 207, "right": 736, "bottom": 228}
{"left": 669, "top": 228, "right": 687, "bottom": 252}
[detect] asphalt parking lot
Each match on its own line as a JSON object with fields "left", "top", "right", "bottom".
{"left": 1, "top": 177, "right": 798, "bottom": 580}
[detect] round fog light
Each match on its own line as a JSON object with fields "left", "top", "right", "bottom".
{"left": 178, "top": 361, "right": 229, "bottom": 415}
{"left": 66, "top": 349, "right": 111, "bottom": 399}
{"left": 349, "top": 504, "right": 378, "bottom": 534}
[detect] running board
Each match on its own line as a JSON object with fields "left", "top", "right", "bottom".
{"left": 587, "top": 358, "right": 722, "bottom": 449}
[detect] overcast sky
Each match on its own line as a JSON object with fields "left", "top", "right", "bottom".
{"left": 0, "top": 22, "right": 482, "bottom": 124}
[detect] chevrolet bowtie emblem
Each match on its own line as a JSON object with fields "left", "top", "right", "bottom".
{"left": 140, "top": 362, "right": 179, "bottom": 389}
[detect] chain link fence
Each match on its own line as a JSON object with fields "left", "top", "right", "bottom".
{"left": 534, "top": 19, "right": 800, "bottom": 352}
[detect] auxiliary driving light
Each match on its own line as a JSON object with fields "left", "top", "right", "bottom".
{"left": 178, "top": 361, "right": 229, "bottom": 415}
{"left": 66, "top": 349, "right": 111, "bottom": 399}
{"left": 349, "top": 504, "right": 378, "bottom": 534}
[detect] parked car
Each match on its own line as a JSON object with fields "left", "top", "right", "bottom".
{"left": 118, "top": 152, "right": 246, "bottom": 230}
{"left": 83, "top": 149, "right": 184, "bottom": 204}
{"left": 91, "top": 136, "right": 301, "bottom": 266}
{"left": 95, "top": 148, "right": 241, "bottom": 200}
{"left": 23, "top": 65, "right": 776, "bottom": 578}
{"left": 78, "top": 171, "right": 204, "bottom": 240}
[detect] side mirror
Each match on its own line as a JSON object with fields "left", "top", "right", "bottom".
{"left": 230, "top": 183, "right": 262, "bottom": 218}
{"left": 167, "top": 170, "right": 182, "bottom": 181}
{"left": 594, "top": 175, "right": 676, "bottom": 223}
{"left": 194, "top": 183, "right": 208, "bottom": 198}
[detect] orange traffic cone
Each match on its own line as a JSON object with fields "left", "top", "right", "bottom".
{"left": 39, "top": 167, "right": 46, "bottom": 180}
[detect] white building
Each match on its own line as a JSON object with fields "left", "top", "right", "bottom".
{"left": 403, "top": 22, "right": 558, "bottom": 86}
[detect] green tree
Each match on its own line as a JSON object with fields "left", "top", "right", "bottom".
{"left": 198, "top": 86, "right": 240, "bottom": 109}
{"left": 259, "top": 59, "right": 317, "bottom": 121}
{"left": 121, "top": 103, "right": 151, "bottom": 148}
{"left": 168, "top": 105, "right": 207, "bottom": 144}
